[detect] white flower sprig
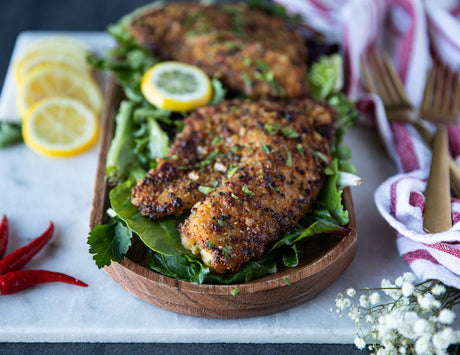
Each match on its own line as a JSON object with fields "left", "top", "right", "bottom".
{"left": 332, "top": 273, "right": 460, "bottom": 354}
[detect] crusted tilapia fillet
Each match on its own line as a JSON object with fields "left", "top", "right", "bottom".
{"left": 132, "top": 99, "right": 336, "bottom": 274}
{"left": 130, "top": 2, "right": 308, "bottom": 98}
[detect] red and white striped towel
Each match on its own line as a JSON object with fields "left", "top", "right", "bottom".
{"left": 275, "top": 0, "right": 460, "bottom": 288}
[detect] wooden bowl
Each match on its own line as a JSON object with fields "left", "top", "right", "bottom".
{"left": 89, "top": 79, "right": 358, "bottom": 319}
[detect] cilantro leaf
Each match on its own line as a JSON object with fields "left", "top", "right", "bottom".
{"left": 88, "top": 219, "right": 132, "bottom": 268}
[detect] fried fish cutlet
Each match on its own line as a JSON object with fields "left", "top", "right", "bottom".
{"left": 129, "top": 2, "right": 308, "bottom": 98}
{"left": 131, "top": 99, "right": 336, "bottom": 273}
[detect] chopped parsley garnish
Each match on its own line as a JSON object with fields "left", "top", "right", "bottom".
{"left": 171, "top": 155, "right": 178, "bottom": 160}
{"left": 261, "top": 140, "right": 271, "bottom": 154}
{"left": 198, "top": 185, "right": 216, "bottom": 194}
{"left": 210, "top": 180, "right": 219, "bottom": 188}
{"left": 286, "top": 152, "right": 292, "bottom": 167}
{"left": 283, "top": 278, "right": 291, "bottom": 285}
{"left": 231, "top": 193, "right": 239, "bottom": 199}
{"left": 217, "top": 219, "right": 226, "bottom": 227}
{"left": 312, "top": 150, "right": 330, "bottom": 164}
{"left": 241, "top": 72, "right": 252, "bottom": 87}
{"left": 196, "top": 151, "right": 218, "bottom": 168}
{"left": 212, "top": 136, "right": 224, "bottom": 145}
{"left": 218, "top": 245, "right": 233, "bottom": 258}
{"left": 281, "top": 127, "right": 299, "bottom": 139}
{"left": 242, "top": 185, "right": 255, "bottom": 196}
{"left": 230, "top": 287, "right": 241, "bottom": 296}
{"left": 227, "top": 165, "right": 239, "bottom": 178}
{"left": 297, "top": 144, "right": 304, "bottom": 153}
{"left": 206, "top": 240, "right": 214, "bottom": 248}
{"left": 268, "top": 183, "right": 279, "bottom": 192}
{"left": 243, "top": 57, "right": 252, "bottom": 67}
{"left": 231, "top": 146, "right": 239, "bottom": 153}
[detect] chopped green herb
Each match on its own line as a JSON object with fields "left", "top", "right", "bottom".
{"left": 269, "top": 183, "right": 279, "bottom": 192}
{"left": 297, "top": 144, "right": 304, "bottom": 153}
{"left": 171, "top": 155, "right": 178, "bottom": 160}
{"left": 230, "top": 287, "right": 241, "bottom": 296}
{"left": 212, "top": 136, "right": 224, "bottom": 145}
{"left": 206, "top": 240, "right": 214, "bottom": 248}
{"left": 198, "top": 185, "right": 215, "bottom": 194}
{"left": 217, "top": 219, "right": 226, "bottom": 227}
{"left": 241, "top": 72, "right": 252, "bottom": 87}
{"left": 243, "top": 57, "right": 252, "bottom": 67}
{"left": 210, "top": 180, "right": 219, "bottom": 188}
{"left": 242, "top": 185, "right": 255, "bottom": 196}
{"left": 281, "top": 127, "right": 299, "bottom": 139}
{"left": 261, "top": 140, "right": 271, "bottom": 154}
{"left": 286, "top": 152, "right": 292, "bottom": 167}
{"left": 312, "top": 150, "right": 330, "bottom": 164}
{"left": 218, "top": 245, "right": 232, "bottom": 258}
{"left": 196, "top": 151, "right": 218, "bottom": 167}
{"left": 231, "top": 146, "right": 239, "bottom": 153}
{"left": 283, "top": 277, "right": 291, "bottom": 285}
{"left": 227, "top": 165, "right": 239, "bottom": 178}
{"left": 231, "top": 193, "right": 239, "bottom": 199}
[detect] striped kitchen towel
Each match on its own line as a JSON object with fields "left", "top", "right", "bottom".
{"left": 276, "top": 0, "right": 460, "bottom": 288}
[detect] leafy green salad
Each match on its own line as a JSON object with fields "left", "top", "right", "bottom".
{"left": 87, "top": 3, "right": 360, "bottom": 285}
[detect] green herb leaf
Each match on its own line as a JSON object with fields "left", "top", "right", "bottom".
{"left": 286, "top": 152, "right": 292, "bottom": 167}
{"left": 242, "top": 185, "right": 255, "bottom": 196}
{"left": 198, "top": 185, "right": 216, "bottom": 194}
{"left": 231, "top": 193, "right": 239, "bottom": 199}
{"left": 281, "top": 127, "right": 299, "bottom": 139}
{"left": 227, "top": 165, "right": 239, "bottom": 178}
{"left": 283, "top": 277, "right": 291, "bottom": 285}
{"left": 212, "top": 136, "right": 224, "bottom": 145}
{"left": 230, "top": 288, "right": 241, "bottom": 296}
{"left": 0, "top": 121, "right": 22, "bottom": 148}
{"left": 88, "top": 219, "right": 132, "bottom": 268}
{"left": 261, "top": 140, "right": 271, "bottom": 154}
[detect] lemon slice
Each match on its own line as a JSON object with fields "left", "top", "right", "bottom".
{"left": 141, "top": 62, "right": 212, "bottom": 111}
{"left": 15, "top": 51, "right": 90, "bottom": 83}
{"left": 22, "top": 97, "right": 99, "bottom": 158}
{"left": 17, "top": 64, "right": 102, "bottom": 118}
{"left": 15, "top": 36, "right": 89, "bottom": 64}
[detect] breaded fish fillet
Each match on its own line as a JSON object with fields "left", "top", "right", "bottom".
{"left": 132, "top": 99, "right": 336, "bottom": 273}
{"left": 130, "top": 2, "right": 308, "bottom": 98}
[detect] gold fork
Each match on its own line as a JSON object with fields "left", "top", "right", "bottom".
{"left": 420, "top": 62, "right": 460, "bottom": 233}
{"left": 360, "top": 52, "right": 460, "bottom": 198}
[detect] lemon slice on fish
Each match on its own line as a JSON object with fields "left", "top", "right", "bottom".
{"left": 141, "top": 62, "right": 212, "bottom": 111}
{"left": 22, "top": 97, "right": 99, "bottom": 158}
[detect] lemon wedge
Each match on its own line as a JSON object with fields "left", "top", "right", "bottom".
{"left": 17, "top": 64, "right": 102, "bottom": 118}
{"left": 141, "top": 62, "right": 212, "bottom": 111}
{"left": 22, "top": 97, "right": 99, "bottom": 158}
{"left": 15, "top": 51, "right": 90, "bottom": 83}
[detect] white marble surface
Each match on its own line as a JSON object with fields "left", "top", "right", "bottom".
{"left": 0, "top": 32, "right": 419, "bottom": 343}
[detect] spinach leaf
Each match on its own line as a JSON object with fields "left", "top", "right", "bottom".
{"left": 109, "top": 180, "right": 188, "bottom": 256}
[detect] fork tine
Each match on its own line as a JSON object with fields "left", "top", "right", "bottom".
{"left": 360, "top": 56, "right": 378, "bottom": 95}
{"left": 433, "top": 62, "right": 446, "bottom": 111}
{"left": 367, "top": 51, "right": 393, "bottom": 105}
{"left": 382, "top": 51, "right": 411, "bottom": 106}
{"left": 422, "top": 64, "right": 436, "bottom": 112}
{"left": 453, "top": 72, "right": 460, "bottom": 115}
{"left": 441, "top": 64, "right": 454, "bottom": 113}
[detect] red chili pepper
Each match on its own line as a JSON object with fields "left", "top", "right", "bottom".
{"left": 0, "top": 221, "right": 54, "bottom": 275}
{"left": 0, "top": 215, "right": 8, "bottom": 259}
{"left": 0, "top": 269, "right": 87, "bottom": 295}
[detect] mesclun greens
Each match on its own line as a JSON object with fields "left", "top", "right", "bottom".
{"left": 87, "top": 3, "right": 360, "bottom": 285}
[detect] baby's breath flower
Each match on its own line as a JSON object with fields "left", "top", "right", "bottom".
{"left": 395, "top": 276, "right": 404, "bottom": 287}
{"left": 437, "top": 309, "right": 455, "bottom": 325}
{"left": 402, "top": 272, "right": 416, "bottom": 284}
{"left": 401, "top": 281, "right": 415, "bottom": 297}
{"left": 369, "top": 292, "right": 380, "bottom": 305}
{"left": 432, "top": 328, "right": 458, "bottom": 351}
{"left": 353, "top": 336, "right": 366, "bottom": 350}
{"left": 413, "top": 318, "right": 430, "bottom": 336}
{"left": 359, "top": 294, "right": 370, "bottom": 308}
{"left": 431, "top": 284, "right": 446, "bottom": 296}
{"left": 415, "top": 335, "right": 432, "bottom": 355}
{"left": 346, "top": 288, "right": 356, "bottom": 297}
{"left": 417, "top": 293, "right": 435, "bottom": 310}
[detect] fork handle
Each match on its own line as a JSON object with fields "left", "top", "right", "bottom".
{"left": 423, "top": 126, "right": 452, "bottom": 233}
